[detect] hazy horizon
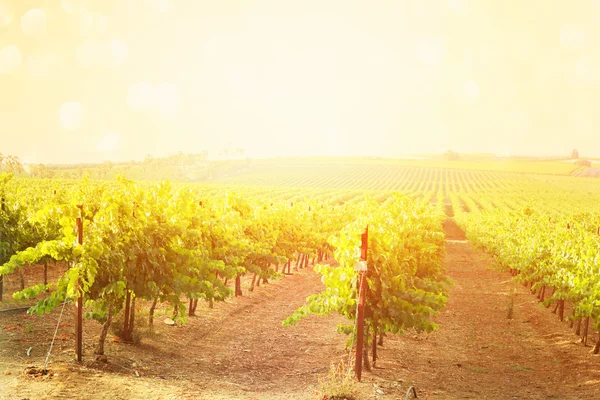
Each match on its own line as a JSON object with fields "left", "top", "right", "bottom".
{"left": 2, "top": 1, "right": 600, "bottom": 164}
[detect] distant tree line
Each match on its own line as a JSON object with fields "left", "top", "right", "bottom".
{"left": 0, "top": 153, "right": 24, "bottom": 175}
{"left": 0, "top": 150, "right": 247, "bottom": 181}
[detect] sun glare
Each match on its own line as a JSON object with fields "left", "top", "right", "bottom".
{"left": 97, "top": 132, "right": 120, "bottom": 152}
{"left": 77, "top": 10, "right": 108, "bottom": 36}
{"left": 76, "top": 39, "right": 127, "bottom": 68}
{"left": 61, "top": 0, "right": 88, "bottom": 15}
{"left": 127, "top": 82, "right": 180, "bottom": 117}
{"left": 463, "top": 80, "right": 480, "bottom": 100}
{"left": 417, "top": 37, "right": 445, "bottom": 65}
{"left": 26, "top": 50, "right": 62, "bottom": 78}
{"left": 559, "top": 25, "right": 585, "bottom": 51}
{"left": 145, "top": 0, "right": 172, "bottom": 14}
{"left": 59, "top": 101, "right": 86, "bottom": 131}
{"left": 127, "top": 82, "right": 155, "bottom": 112}
{"left": 109, "top": 39, "right": 128, "bottom": 68}
{"left": 2, "top": 1, "right": 600, "bottom": 162}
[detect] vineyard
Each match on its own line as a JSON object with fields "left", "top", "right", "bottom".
{"left": 215, "top": 160, "right": 600, "bottom": 354}
{"left": 1, "top": 160, "right": 600, "bottom": 399}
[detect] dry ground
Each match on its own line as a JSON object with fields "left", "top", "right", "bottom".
{"left": 1, "top": 265, "right": 347, "bottom": 400}
{"left": 1, "top": 220, "right": 599, "bottom": 399}
{"left": 359, "top": 220, "right": 600, "bottom": 399}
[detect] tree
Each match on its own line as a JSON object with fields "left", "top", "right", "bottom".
{"left": 444, "top": 150, "right": 460, "bottom": 161}
{"left": 571, "top": 149, "right": 579, "bottom": 159}
{"left": 4, "top": 156, "right": 24, "bottom": 175}
{"left": 0, "top": 153, "right": 4, "bottom": 172}
{"left": 30, "top": 164, "right": 54, "bottom": 179}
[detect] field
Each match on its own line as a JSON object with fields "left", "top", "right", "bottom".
{"left": 43, "top": 155, "right": 584, "bottom": 183}
{"left": 1, "top": 158, "right": 600, "bottom": 399}
{"left": 247, "top": 156, "right": 582, "bottom": 175}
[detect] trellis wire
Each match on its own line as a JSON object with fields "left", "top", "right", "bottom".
{"left": 44, "top": 300, "right": 68, "bottom": 370}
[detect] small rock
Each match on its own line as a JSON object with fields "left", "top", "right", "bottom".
{"left": 163, "top": 318, "right": 175, "bottom": 326}
{"left": 376, "top": 389, "right": 385, "bottom": 395}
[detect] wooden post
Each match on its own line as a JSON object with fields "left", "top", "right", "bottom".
{"left": 75, "top": 207, "right": 83, "bottom": 362}
{"left": 355, "top": 226, "right": 369, "bottom": 382}
{"left": 355, "top": 270, "right": 367, "bottom": 381}
{"left": 0, "top": 197, "right": 5, "bottom": 301}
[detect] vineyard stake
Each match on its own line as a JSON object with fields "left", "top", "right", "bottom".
{"left": 75, "top": 206, "right": 83, "bottom": 362}
{"left": 0, "top": 197, "right": 4, "bottom": 301}
{"left": 355, "top": 226, "right": 369, "bottom": 381}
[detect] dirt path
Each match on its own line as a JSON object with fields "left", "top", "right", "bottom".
{"left": 360, "top": 219, "right": 600, "bottom": 399}
{"left": 0, "top": 266, "right": 347, "bottom": 400}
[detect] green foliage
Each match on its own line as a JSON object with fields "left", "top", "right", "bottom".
{"left": 455, "top": 204, "right": 600, "bottom": 322}
{"left": 0, "top": 175, "right": 354, "bottom": 349}
{"left": 285, "top": 194, "right": 448, "bottom": 341}
{"left": 12, "top": 283, "right": 48, "bottom": 300}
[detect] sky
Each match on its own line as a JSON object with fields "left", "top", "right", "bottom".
{"left": 1, "top": 0, "right": 600, "bottom": 164}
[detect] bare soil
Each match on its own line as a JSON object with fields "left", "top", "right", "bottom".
{"left": 1, "top": 265, "right": 347, "bottom": 400}
{"left": 358, "top": 220, "right": 600, "bottom": 399}
{"left": 1, "top": 220, "right": 600, "bottom": 399}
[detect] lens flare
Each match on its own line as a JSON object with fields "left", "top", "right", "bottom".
{"left": 21, "top": 8, "right": 47, "bottom": 38}
{"left": 0, "top": 2, "right": 14, "bottom": 27}
{"left": 0, "top": 45, "right": 21, "bottom": 74}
